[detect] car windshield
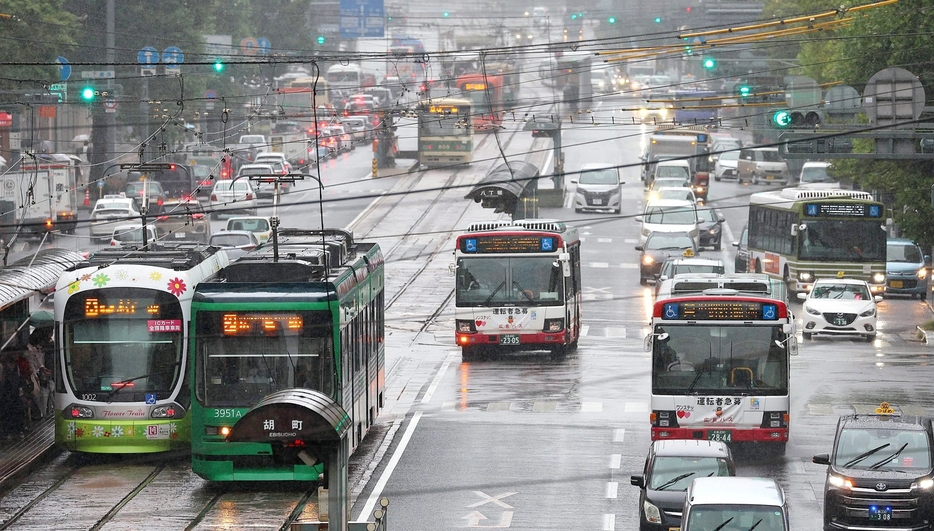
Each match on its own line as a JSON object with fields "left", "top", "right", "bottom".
{"left": 657, "top": 189, "right": 694, "bottom": 201}
{"left": 649, "top": 456, "right": 731, "bottom": 491}
{"left": 113, "top": 227, "right": 147, "bottom": 242}
{"left": 211, "top": 234, "right": 253, "bottom": 247}
{"left": 672, "top": 264, "right": 724, "bottom": 275}
{"left": 833, "top": 427, "right": 931, "bottom": 470}
{"left": 810, "top": 283, "right": 871, "bottom": 300}
{"left": 646, "top": 234, "right": 694, "bottom": 250}
{"left": 652, "top": 179, "right": 688, "bottom": 190}
{"left": 761, "top": 150, "right": 783, "bottom": 162}
{"left": 644, "top": 206, "right": 696, "bottom": 225}
{"left": 888, "top": 243, "right": 923, "bottom": 263}
{"left": 229, "top": 219, "right": 269, "bottom": 231}
{"left": 718, "top": 151, "right": 739, "bottom": 161}
{"left": 801, "top": 166, "right": 833, "bottom": 183}
{"left": 698, "top": 209, "right": 718, "bottom": 223}
{"left": 579, "top": 168, "right": 618, "bottom": 185}
{"left": 687, "top": 505, "right": 786, "bottom": 531}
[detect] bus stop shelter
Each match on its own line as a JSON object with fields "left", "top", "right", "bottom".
{"left": 464, "top": 161, "right": 540, "bottom": 219}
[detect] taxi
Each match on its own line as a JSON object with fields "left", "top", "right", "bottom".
{"left": 812, "top": 402, "right": 934, "bottom": 530}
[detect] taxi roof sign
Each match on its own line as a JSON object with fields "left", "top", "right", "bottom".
{"left": 683, "top": 248, "right": 695, "bottom": 258}
{"left": 875, "top": 402, "right": 896, "bottom": 414}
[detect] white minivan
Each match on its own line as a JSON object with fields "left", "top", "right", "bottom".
{"left": 571, "top": 163, "right": 624, "bottom": 214}
{"left": 635, "top": 199, "right": 699, "bottom": 246}
{"left": 682, "top": 477, "right": 789, "bottom": 531}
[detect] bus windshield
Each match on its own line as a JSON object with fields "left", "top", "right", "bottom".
{"left": 799, "top": 220, "right": 886, "bottom": 261}
{"left": 652, "top": 325, "right": 788, "bottom": 395}
{"left": 456, "top": 256, "right": 564, "bottom": 306}
{"left": 194, "top": 310, "right": 335, "bottom": 407}
{"left": 63, "top": 289, "right": 184, "bottom": 401}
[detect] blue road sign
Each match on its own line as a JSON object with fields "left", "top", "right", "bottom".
{"left": 137, "top": 46, "right": 159, "bottom": 65}
{"left": 340, "top": 0, "right": 385, "bottom": 38}
{"left": 163, "top": 46, "right": 184, "bottom": 65}
{"left": 56, "top": 56, "right": 71, "bottom": 82}
{"left": 257, "top": 37, "right": 271, "bottom": 55}
{"left": 204, "top": 90, "right": 217, "bottom": 100}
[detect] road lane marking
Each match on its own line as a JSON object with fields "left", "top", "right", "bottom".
{"left": 606, "top": 481, "right": 618, "bottom": 499}
{"left": 468, "top": 491, "right": 517, "bottom": 509}
{"left": 421, "top": 351, "right": 456, "bottom": 403}
{"left": 610, "top": 454, "right": 621, "bottom": 469}
{"left": 602, "top": 513, "right": 615, "bottom": 530}
{"left": 355, "top": 411, "right": 422, "bottom": 522}
{"left": 613, "top": 428, "right": 625, "bottom": 442}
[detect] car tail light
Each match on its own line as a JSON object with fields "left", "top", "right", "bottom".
{"left": 191, "top": 213, "right": 204, "bottom": 220}
{"left": 157, "top": 198, "right": 164, "bottom": 206}
{"left": 245, "top": 193, "right": 253, "bottom": 200}
{"left": 211, "top": 194, "right": 218, "bottom": 201}
{"left": 110, "top": 241, "right": 116, "bottom": 246}
{"left": 156, "top": 215, "right": 168, "bottom": 221}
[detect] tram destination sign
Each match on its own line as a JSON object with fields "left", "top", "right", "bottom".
{"left": 662, "top": 301, "right": 779, "bottom": 321}
{"left": 805, "top": 202, "right": 883, "bottom": 218}
{"left": 461, "top": 235, "right": 557, "bottom": 253}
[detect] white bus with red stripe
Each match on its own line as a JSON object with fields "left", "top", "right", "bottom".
{"left": 453, "top": 220, "right": 582, "bottom": 359}
{"left": 647, "top": 274, "right": 795, "bottom": 453}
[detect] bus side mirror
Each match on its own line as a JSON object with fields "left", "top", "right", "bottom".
{"left": 790, "top": 225, "right": 798, "bottom": 236}
{"left": 447, "top": 263, "right": 457, "bottom": 277}
{"left": 558, "top": 252, "right": 571, "bottom": 277}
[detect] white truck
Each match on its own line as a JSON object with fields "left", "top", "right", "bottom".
{"left": 0, "top": 154, "right": 79, "bottom": 241}
{"left": 268, "top": 123, "right": 310, "bottom": 168}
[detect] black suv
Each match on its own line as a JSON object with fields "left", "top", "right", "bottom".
{"left": 813, "top": 403, "right": 934, "bottom": 530}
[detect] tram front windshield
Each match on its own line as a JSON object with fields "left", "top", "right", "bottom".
{"left": 63, "top": 288, "right": 184, "bottom": 402}
{"left": 194, "top": 310, "right": 335, "bottom": 407}
{"left": 652, "top": 325, "right": 788, "bottom": 395}
{"left": 456, "top": 256, "right": 563, "bottom": 306}
{"left": 420, "top": 111, "right": 469, "bottom": 136}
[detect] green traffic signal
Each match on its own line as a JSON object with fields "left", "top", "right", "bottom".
{"left": 654, "top": 16, "right": 662, "bottom": 23}
{"left": 738, "top": 85, "right": 751, "bottom": 97}
{"left": 571, "top": 13, "right": 578, "bottom": 19}
{"left": 608, "top": 16, "right": 616, "bottom": 24}
{"left": 317, "top": 35, "right": 325, "bottom": 45}
{"left": 213, "top": 59, "right": 225, "bottom": 73}
{"left": 442, "top": 11, "right": 449, "bottom": 17}
{"left": 772, "top": 110, "right": 792, "bottom": 128}
{"left": 80, "top": 87, "right": 95, "bottom": 101}
{"left": 702, "top": 57, "right": 716, "bottom": 69}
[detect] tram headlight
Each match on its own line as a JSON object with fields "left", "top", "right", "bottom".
{"left": 65, "top": 404, "right": 94, "bottom": 419}
{"left": 151, "top": 403, "right": 186, "bottom": 419}
{"left": 643, "top": 500, "right": 662, "bottom": 523}
{"left": 872, "top": 272, "right": 886, "bottom": 284}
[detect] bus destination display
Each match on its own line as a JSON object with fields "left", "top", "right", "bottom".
{"left": 461, "top": 235, "right": 557, "bottom": 254}
{"left": 661, "top": 301, "right": 778, "bottom": 321}
{"left": 428, "top": 104, "right": 462, "bottom": 114}
{"left": 805, "top": 202, "right": 883, "bottom": 218}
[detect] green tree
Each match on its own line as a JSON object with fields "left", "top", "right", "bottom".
{"left": 0, "top": 0, "right": 77, "bottom": 94}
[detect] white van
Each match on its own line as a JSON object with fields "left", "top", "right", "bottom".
{"left": 682, "top": 477, "right": 789, "bottom": 531}
{"left": 635, "top": 199, "right": 699, "bottom": 246}
{"left": 571, "top": 163, "right": 624, "bottom": 214}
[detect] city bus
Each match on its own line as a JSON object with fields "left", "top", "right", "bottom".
{"left": 54, "top": 245, "right": 229, "bottom": 453}
{"left": 189, "top": 229, "right": 384, "bottom": 481}
{"left": 453, "top": 219, "right": 583, "bottom": 359}
{"left": 747, "top": 188, "right": 888, "bottom": 294}
{"left": 282, "top": 76, "right": 331, "bottom": 109}
{"left": 555, "top": 51, "right": 593, "bottom": 113}
{"left": 672, "top": 90, "right": 720, "bottom": 125}
{"left": 455, "top": 73, "right": 505, "bottom": 131}
{"left": 417, "top": 97, "right": 473, "bottom": 168}
{"left": 325, "top": 63, "right": 363, "bottom": 94}
{"left": 647, "top": 274, "right": 794, "bottom": 453}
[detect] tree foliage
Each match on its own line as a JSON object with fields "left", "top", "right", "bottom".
{"left": 0, "top": 0, "right": 77, "bottom": 93}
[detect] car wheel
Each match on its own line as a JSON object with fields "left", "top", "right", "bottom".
{"left": 574, "top": 208, "right": 581, "bottom": 213}
{"left": 752, "top": 174, "right": 760, "bottom": 185}
{"left": 865, "top": 333, "right": 876, "bottom": 343}
{"left": 714, "top": 238, "right": 722, "bottom": 251}
{"left": 639, "top": 276, "right": 648, "bottom": 286}
{"left": 922, "top": 292, "right": 929, "bottom": 301}
{"left": 714, "top": 176, "right": 721, "bottom": 182}
{"left": 803, "top": 332, "right": 812, "bottom": 340}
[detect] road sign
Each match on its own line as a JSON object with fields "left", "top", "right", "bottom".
{"left": 257, "top": 37, "right": 271, "bottom": 55}
{"left": 104, "top": 99, "right": 117, "bottom": 113}
{"left": 205, "top": 89, "right": 216, "bottom": 110}
{"left": 340, "top": 0, "right": 385, "bottom": 39}
{"left": 138, "top": 46, "right": 159, "bottom": 65}
{"left": 81, "top": 70, "right": 115, "bottom": 79}
{"left": 49, "top": 83, "right": 67, "bottom": 102}
{"left": 163, "top": 46, "right": 184, "bottom": 64}
{"left": 56, "top": 56, "right": 71, "bottom": 82}
{"left": 240, "top": 37, "right": 259, "bottom": 56}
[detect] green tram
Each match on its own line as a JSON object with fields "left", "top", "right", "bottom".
{"left": 418, "top": 97, "right": 473, "bottom": 168}
{"left": 189, "top": 229, "right": 385, "bottom": 481}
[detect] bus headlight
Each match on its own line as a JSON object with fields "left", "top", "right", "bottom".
{"left": 872, "top": 272, "right": 886, "bottom": 284}
{"left": 456, "top": 319, "right": 476, "bottom": 333}
{"left": 643, "top": 501, "right": 662, "bottom": 523}
{"left": 543, "top": 318, "right": 564, "bottom": 332}
{"left": 798, "top": 271, "right": 814, "bottom": 282}
{"left": 151, "top": 403, "right": 186, "bottom": 419}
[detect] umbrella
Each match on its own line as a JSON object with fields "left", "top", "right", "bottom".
{"left": 72, "top": 134, "right": 89, "bottom": 143}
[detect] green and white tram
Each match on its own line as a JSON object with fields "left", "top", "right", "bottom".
{"left": 747, "top": 187, "right": 888, "bottom": 294}
{"left": 418, "top": 97, "right": 473, "bottom": 168}
{"left": 190, "top": 228, "right": 384, "bottom": 481}
{"left": 54, "top": 245, "right": 229, "bottom": 453}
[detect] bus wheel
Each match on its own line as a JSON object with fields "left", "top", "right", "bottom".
{"left": 551, "top": 344, "right": 568, "bottom": 359}
{"left": 461, "top": 346, "right": 476, "bottom": 361}
{"left": 783, "top": 266, "right": 795, "bottom": 294}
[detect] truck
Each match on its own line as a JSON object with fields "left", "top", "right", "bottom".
{"left": 641, "top": 126, "right": 713, "bottom": 201}
{"left": 268, "top": 122, "right": 311, "bottom": 167}
{"left": 0, "top": 154, "right": 79, "bottom": 241}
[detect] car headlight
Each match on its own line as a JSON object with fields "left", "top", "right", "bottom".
{"left": 919, "top": 268, "right": 928, "bottom": 280}
{"left": 642, "top": 255, "right": 655, "bottom": 266}
{"left": 872, "top": 272, "right": 886, "bottom": 283}
{"left": 913, "top": 477, "right": 934, "bottom": 490}
{"left": 805, "top": 305, "right": 821, "bottom": 316}
{"left": 643, "top": 500, "right": 662, "bottom": 524}
{"left": 859, "top": 307, "right": 877, "bottom": 317}
{"left": 798, "top": 271, "right": 813, "bottom": 282}
{"left": 828, "top": 473, "right": 853, "bottom": 489}
{"left": 642, "top": 227, "right": 651, "bottom": 237}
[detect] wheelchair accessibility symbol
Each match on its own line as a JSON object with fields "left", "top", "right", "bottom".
{"left": 145, "top": 393, "right": 157, "bottom": 405}
{"left": 664, "top": 303, "right": 679, "bottom": 319}
{"left": 763, "top": 305, "right": 776, "bottom": 320}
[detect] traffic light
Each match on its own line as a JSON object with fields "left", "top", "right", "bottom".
{"left": 654, "top": 16, "right": 662, "bottom": 23}
{"left": 771, "top": 109, "right": 823, "bottom": 128}
{"left": 736, "top": 83, "right": 752, "bottom": 98}
{"left": 80, "top": 86, "right": 95, "bottom": 102}
{"left": 442, "top": 11, "right": 449, "bottom": 17}
{"left": 607, "top": 16, "right": 616, "bottom": 24}
{"left": 317, "top": 35, "right": 325, "bottom": 45}
{"left": 771, "top": 110, "right": 793, "bottom": 128}
{"left": 212, "top": 59, "right": 225, "bottom": 73}
{"left": 702, "top": 57, "right": 716, "bottom": 70}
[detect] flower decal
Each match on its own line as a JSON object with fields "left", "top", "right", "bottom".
{"left": 91, "top": 425, "right": 105, "bottom": 438}
{"left": 167, "top": 277, "right": 187, "bottom": 296}
{"left": 114, "top": 270, "right": 128, "bottom": 281}
{"left": 80, "top": 273, "right": 92, "bottom": 282}
{"left": 150, "top": 271, "right": 163, "bottom": 282}
{"left": 92, "top": 273, "right": 110, "bottom": 288}
{"left": 111, "top": 426, "right": 124, "bottom": 438}
{"left": 68, "top": 280, "right": 81, "bottom": 294}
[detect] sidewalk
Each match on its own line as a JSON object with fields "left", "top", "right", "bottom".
{"left": 0, "top": 417, "right": 57, "bottom": 492}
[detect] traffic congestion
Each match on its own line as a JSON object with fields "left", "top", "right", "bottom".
{"left": 0, "top": 1, "right": 933, "bottom": 530}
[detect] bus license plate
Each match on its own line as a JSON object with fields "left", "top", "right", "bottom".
{"left": 500, "top": 335, "right": 520, "bottom": 345}
{"left": 890, "top": 280, "right": 904, "bottom": 288}
{"left": 869, "top": 506, "right": 892, "bottom": 521}
{"left": 708, "top": 430, "right": 732, "bottom": 442}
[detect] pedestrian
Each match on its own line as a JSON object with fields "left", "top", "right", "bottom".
{"left": 27, "top": 328, "right": 54, "bottom": 418}
{"left": 0, "top": 349, "right": 29, "bottom": 440}
{"left": 14, "top": 347, "right": 41, "bottom": 423}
